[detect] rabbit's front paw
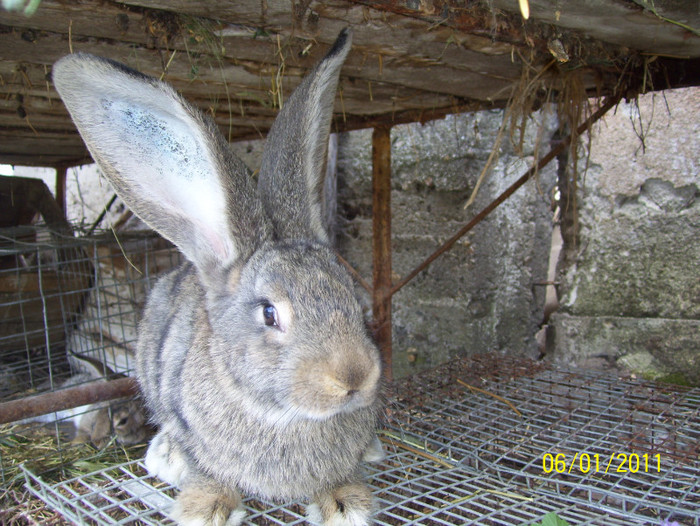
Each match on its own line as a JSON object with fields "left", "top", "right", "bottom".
{"left": 361, "top": 436, "right": 385, "bottom": 463}
{"left": 145, "top": 430, "right": 189, "bottom": 487}
{"left": 172, "top": 484, "right": 245, "bottom": 526}
{"left": 308, "top": 483, "right": 374, "bottom": 526}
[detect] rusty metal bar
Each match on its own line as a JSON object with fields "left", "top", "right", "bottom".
{"left": 372, "top": 125, "right": 393, "bottom": 382}
{"left": 87, "top": 193, "right": 119, "bottom": 235}
{"left": 54, "top": 164, "right": 68, "bottom": 217}
{"left": 0, "top": 377, "right": 139, "bottom": 425}
{"left": 336, "top": 252, "right": 372, "bottom": 294}
{"left": 390, "top": 94, "right": 623, "bottom": 297}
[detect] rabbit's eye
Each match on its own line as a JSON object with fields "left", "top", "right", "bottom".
{"left": 262, "top": 303, "right": 278, "bottom": 327}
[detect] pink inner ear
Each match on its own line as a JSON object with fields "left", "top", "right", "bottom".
{"left": 196, "top": 219, "right": 234, "bottom": 265}
{"left": 59, "top": 56, "right": 252, "bottom": 274}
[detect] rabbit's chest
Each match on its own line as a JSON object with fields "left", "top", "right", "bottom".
{"left": 187, "top": 404, "right": 377, "bottom": 501}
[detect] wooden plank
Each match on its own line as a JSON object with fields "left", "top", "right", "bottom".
{"left": 0, "top": 0, "right": 529, "bottom": 168}
{"left": 0, "top": 1, "right": 152, "bottom": 47}
{"left": 115, "top": 0, "right": 517, "bottom": 59}
{"left": 5, "top": 0, "right": 646, "bottom": 167}
{"left": 0, "top": 60, "right": 462, "bottom": 121}
{"left": 0, "top": 29, "right": 484, "bottom": 109}
{"left": 0, "top": 105, "right": 271, "bottom": 136}
{"left": 0, "top": 24, "right": 516, "bottom": 102}
{"left": 0, "top": 31, "right": 270, "bottom": 87}
{"left": 0, "top": 133, "right": 90, "bottom": 166}
{"left": 117, "top": 0, "right": 304, "bottom": 28}
{"left": 0, "top": 97, "right": 483, "bottom": 167}
{"left": 0, "top": 0, "right": 524, "bottom": 98}
{"left": 492, "top": 0, "right": 700, "bottom": 57}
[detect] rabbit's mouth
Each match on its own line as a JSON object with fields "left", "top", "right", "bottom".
{"left": 287, "top": 353, "right": 381, "bottom": 420}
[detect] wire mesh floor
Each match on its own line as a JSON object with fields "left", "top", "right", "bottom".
{"left": 22, "top": 367, "right": 700, "bottom": 525}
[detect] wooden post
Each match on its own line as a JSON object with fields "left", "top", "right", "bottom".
{"left": 372, "top": 126, "right": 393, "bottom": 382}
{"left": 55, "top": 164, "right": 68, "bottom": 218}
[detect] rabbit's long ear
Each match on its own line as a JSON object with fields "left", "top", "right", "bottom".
{"left": 53, "top": 54, "right": 266, "bottom": 275}
{"left": 258, "top": 29, "right": 351, "bottom": 244}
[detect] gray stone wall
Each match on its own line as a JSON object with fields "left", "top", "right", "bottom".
{"left": 550, "top": 87, "right": 700, "bottom": 385}
{"left": 336, "top": 111, "right": 558, "bottom": 378}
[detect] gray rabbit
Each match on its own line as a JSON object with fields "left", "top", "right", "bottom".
{"left": 53, "top": 28, "right": 384, "bottom": 526}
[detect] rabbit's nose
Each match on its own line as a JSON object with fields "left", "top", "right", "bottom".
{"left": 290, "top": 349, "right": 380, "bottom": 418}
{"left": 341, "top": 366, "right": 367, "bottom": 392}
{"left": 337, "top": 354, "right": 381, "bottom": 396}
{"left": 328, "top": 376, "right": 364, "bottom": 397}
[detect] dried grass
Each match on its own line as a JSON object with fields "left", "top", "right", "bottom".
{"left": 0, "top": 421, "right": 148, "bottom": 524}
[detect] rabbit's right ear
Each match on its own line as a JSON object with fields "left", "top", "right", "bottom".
{"left": 53, "top": 54, "right": 268, "bottom": 276}
{"left": 257, "top": 29, "right": 351, "bottom": 244}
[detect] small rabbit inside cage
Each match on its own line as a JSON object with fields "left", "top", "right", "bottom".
{"left": 15, "top": 351, "right": 154, "bottom": 449}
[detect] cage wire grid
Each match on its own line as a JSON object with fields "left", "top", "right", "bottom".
{"left": 1, "top": 226, "right": 181, "bottom": 483}
{"left": 1, "top": 227, "right": 182, "bottom": 395}
{"left": 18, "top": 367, "right": 700, "bottom": 525}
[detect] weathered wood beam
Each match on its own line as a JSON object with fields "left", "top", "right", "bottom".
{"left": 371, "top": 125, "right": 393, "bottom": 382}
{"left": 0, "top": 132, "right": 90, "bottom": 167}
{"left": 0, "top": 24, "right": 511, "bottom": 103}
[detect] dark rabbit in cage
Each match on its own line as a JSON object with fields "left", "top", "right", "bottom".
{"left": 53, "top": 28, "right": 384, "bottom": 526}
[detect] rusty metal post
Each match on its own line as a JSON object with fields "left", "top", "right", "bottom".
{"left": 55, "top": 164, "right": 68, "bottom": 217}
{"left": 372, "top": 126, "right": 393, "bottom": 382}
{"left": 0, "top": 377, "right": 139, "bottom": 425}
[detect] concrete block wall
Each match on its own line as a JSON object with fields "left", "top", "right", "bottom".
{"left": 550, "top": 87, "right": 700, "bottom": 385}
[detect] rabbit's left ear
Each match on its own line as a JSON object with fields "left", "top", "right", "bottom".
{"left": 258, "top": 29, "right": 352, "bottom": 244}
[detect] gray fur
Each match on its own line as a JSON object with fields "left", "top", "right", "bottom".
{"left": 53, "top": 29, "right": 382, "bottom": 526}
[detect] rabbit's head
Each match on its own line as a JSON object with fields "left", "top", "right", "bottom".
{"left": 111, "top": 399, "right": 155, "bottom": 445}
{"left": 53, "top": 29, "right": 382, "bottom": 422}
{"left": 209, "top": 241, "right": 380, "bottom": 420}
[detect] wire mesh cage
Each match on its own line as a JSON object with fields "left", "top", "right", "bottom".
{"left": 8, "top": 359, "right": 700, "bottom": 525}
{"left": 1, "top": 227, "right": 698, "bottom": 525}
{"left": 0, "top": 225, "right": 182, "bottom": 487}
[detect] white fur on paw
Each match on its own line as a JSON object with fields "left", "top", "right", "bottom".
{"left": 145, "top": 431, "right": 189, "bottom": 487}
{"left": 171, "top": 487, "right": 245, "bottom": 526}
{"left": 307, "top": 503, "right": 372, "bottom": 526}
{"left": 307, "top": 503, "right": 323, "bottom": 525}
{"left": 361, "top": 436, "right": 385, "bottom": 463}
{"left": 170, "top": 509, "right": 245, "bottom": 526}
{"left": 224, "top": 509, "right": 246, "bottom": 526}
